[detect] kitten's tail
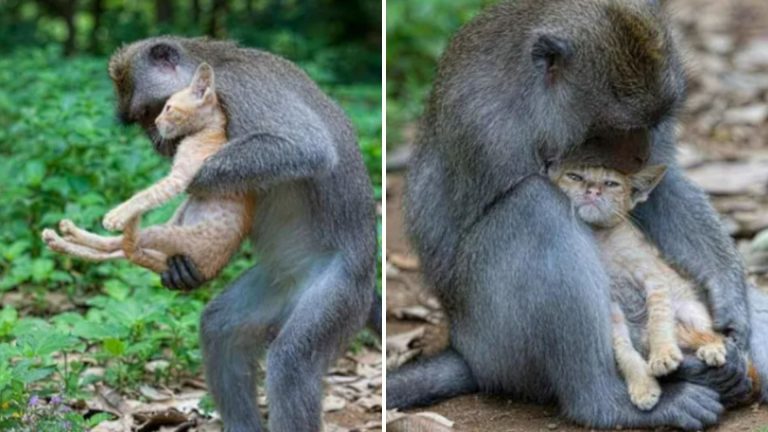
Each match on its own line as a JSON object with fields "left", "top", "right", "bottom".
{"left": 749, "top": 286, "right": 768, "bottom": 402}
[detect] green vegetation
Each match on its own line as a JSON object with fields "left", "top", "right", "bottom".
{"left": 0, "top": 1, "right": 380, "bottom": 426}
{"left": 386, "top": 0, "right": 493, "bottom": 147}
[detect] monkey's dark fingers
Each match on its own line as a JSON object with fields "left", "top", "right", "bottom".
{"left": 162, "top": 256, "right": 195, "bottom": 291}
{"left": 167, "top": 256, "right": 195, "bottom": 291}
{"left": 714, "top": 315, "right": 750, "bottom": 351}
{"left": 176, "top": 255, "right": 205, "bottom": 290}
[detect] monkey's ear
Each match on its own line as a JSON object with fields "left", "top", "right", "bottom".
{"left": 190, "top": 63, "right": 215, "bottom": 100}
{"left": 532, "top": 34, "right": 573, "bottom": 86}
{"left": 630, "top": 165, "right": 667, "bottom": 204}
{"left": 148, "top": 42, "right": 181, "bottom": 71}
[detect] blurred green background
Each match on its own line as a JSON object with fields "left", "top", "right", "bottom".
{"left": 0, "top": 1, "right": 380, "bottom": 429}
{"left": 386, "top": 0, "right": 494, "bottom": 149}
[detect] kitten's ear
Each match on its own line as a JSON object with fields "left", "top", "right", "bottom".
{"left": 630, "top": 165, "right": 667, "bottom": 204}
{"left": 190, "top": 63, "right": 215, "bottom": 101}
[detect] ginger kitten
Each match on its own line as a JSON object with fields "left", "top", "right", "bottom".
{"left": 550, "top": 163, "right": 726, "bottom": 411}
{"left": 42, "top": 63, "right": 255, "bottom": 281}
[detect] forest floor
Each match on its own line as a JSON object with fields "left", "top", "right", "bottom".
{"left": 386, "top": 0, "right": 768, "bottom": 430}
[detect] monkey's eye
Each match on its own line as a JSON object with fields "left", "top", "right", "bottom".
{"left": 566, "top": 173, "right": 583, "bottom": 182}
{"left": 604, "top": 180, "right": 620, "bottom": 188}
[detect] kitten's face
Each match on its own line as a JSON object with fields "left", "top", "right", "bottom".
{"left": 155, "top": 62, "right": 218, "bottom": 140}
{"left": 155, "top": 87, "right": 215, "bottom": 139}
{"left": 553, "top": 166, "right": 632, "bottom": 228}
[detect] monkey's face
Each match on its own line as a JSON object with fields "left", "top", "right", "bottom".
{"left": 108, "top": 39, "right": 196, "bottom": 156}
{"left": 532, "top": 1, "right": 685, "bottom": 168}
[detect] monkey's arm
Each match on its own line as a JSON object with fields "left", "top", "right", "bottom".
{"left": 634, "top": 167, "right": 750, "bottom": 349}
{"left": 186, "top": 129, "right": 337, "bottom": 197}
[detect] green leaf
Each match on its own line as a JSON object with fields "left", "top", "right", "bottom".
{"left": 103, "top": 338, "right": 125, "bottom": 356}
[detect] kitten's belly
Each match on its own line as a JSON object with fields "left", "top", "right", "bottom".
{"left": 176, "top": 196, "right": 249, "bottom": 227}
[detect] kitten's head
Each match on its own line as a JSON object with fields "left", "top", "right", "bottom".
{"left": 550, "top": 163, "right": 667, "bottom": 228}
{"left": 155, "top": 62, "right": 221, "bottom": 139}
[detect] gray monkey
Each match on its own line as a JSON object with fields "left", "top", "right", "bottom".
{"left": 388, "top": 0, "right": 768, "bottom": 430}
{"left": 108, "top": 36, "right": 379, "bottom": 432}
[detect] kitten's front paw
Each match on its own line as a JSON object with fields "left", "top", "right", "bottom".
{"left": 628, "top": 377, "right": 661, "bottom": 411}
{"left": 649, "top": 344, "right": 684, "bottom": 376}
{"left": 697, "top": 343, "right": 727, "bottom": 367}
{"left": 103, "top": 207, "right": 132, "bottom": 231}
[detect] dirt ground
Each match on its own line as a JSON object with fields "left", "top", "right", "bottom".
{"left": 385, "top": 0, "right": 768, "bottom": 430}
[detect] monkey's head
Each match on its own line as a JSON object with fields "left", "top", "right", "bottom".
{"left": 551, "top": 163, "right": 667, "bottom": 228}
{"left": 528, "top": 0, "right": 686, "bottom": 173}
{"left": 108, "top": 37, "right": 200, "bottom": 156}
{"left": 155, "top": 63, "right": 221, "bottom": 140}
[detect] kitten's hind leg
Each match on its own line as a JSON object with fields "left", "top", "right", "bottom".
{"left": 122, "top": 216, "right": 168, "bottom": 274}
{"left": 676, "top": 309, "right": 726, "bottom": 367}
{"left": 58, "top": 219, "right": 123, "bottom": 252}
{"left": 42, "top": 229, "right": 124, "bottom": 261}
{"left": 611, "top": 303, "right": 661, "bottom": 410}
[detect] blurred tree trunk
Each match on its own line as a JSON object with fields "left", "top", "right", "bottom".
{"left": 208, "top": 0, "right": 228, "bottom": 38}
{"left": 37, "top": 0, "right": 78, "bottom": 56}
{"left": 89, "top": 0, "right": 103, "bottom": 53}
{"left": 191, "top": 0, "right": 201, "bottom": 26}
{"left": 156, "top": 0, "right": 174, "bottom": 27}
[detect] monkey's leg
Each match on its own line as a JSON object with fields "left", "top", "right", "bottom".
{"left": 265, "top": 256, "right": 369, "bottom": 432}
{"left": 58, "top": 219, "right": 123, "bottom": 252}
{"left": 611, "top": 303, "right": 660, "bottom": 410}
{"left": 451, "top": 176, "right": 721, "bottom": 431}
{"left": 635, "top": 166, "right": 749, "bottom": 349}
{"left": 200, "top": 265, "right": 287, "bottom": 432}
{"left": 42, "top": 229, "right": 124, "bottom": 261}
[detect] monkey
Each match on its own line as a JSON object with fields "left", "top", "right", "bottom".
{"left": 107, "top": 36, "right": 379, "bottom": 432}
{"left": 387, "top": 0, "right": 768, "bottom": 430}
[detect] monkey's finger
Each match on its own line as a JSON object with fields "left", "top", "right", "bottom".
{"left": 178, "top": 255, "right": 204, "bottom": 289}
{"left": 160, "top": 271, "right": 174, "bottom": 289}
{"left": 168, "top": 256, "right": 192, "bottom": 291}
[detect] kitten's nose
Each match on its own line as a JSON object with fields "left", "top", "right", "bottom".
{"left": 586, "top": 186, "right": 601, "bottom": 198}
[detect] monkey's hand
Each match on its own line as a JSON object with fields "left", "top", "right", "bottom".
{"left": 710, "top": 285, "right": 751, "bottom": 351}
{"left": 103, "top": 204, "right": 137, "bottom": 231}
{"left": 669, "top": 341, "right": 753, "bottom": 408}
{"left": 161, "top": 255, "right": 205, "bottom": 291}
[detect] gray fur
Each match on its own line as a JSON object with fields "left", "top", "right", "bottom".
{"left": 749, "top": 287, "right": 768, "bottom": 402}
{"left": 391, "top": 0, "right": 759, "bottom": 429}
{"left": 109, "top": 37, "right": 377, "bottom": 431}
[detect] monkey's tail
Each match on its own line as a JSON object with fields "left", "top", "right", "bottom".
{"left": 386, "top": 347, "right": 478, "bottom": 410}
{"left": 749, "top": 286, "right": 768, "bottom": 402}
{"left": 366, "top": 292, "right": 382, "bottom": 338}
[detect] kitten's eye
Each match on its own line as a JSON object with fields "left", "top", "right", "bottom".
{"left": 566, "top": 173, "right": 584, "bottom": 182}
{"left": 164, "top": 105, "right": 171, "bottom": 112}
{"left": 604, "top": 180, "right": 620, "bottom": 188}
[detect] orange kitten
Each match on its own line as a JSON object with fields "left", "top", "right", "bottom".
{"left": 551, "top": 163, "right": 726, "bottom": 411}
{"left": 42, "top": 63, "right": 255, "bottom": 281}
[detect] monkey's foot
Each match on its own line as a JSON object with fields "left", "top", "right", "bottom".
{"left": 649, "top": 344, "right": 683, "bottom": 376}
{"left": 628, "top": 376, "right": 661, "bottom": 411}
{"left": 697, "top": 343, "right": 727, "bottom": 367}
